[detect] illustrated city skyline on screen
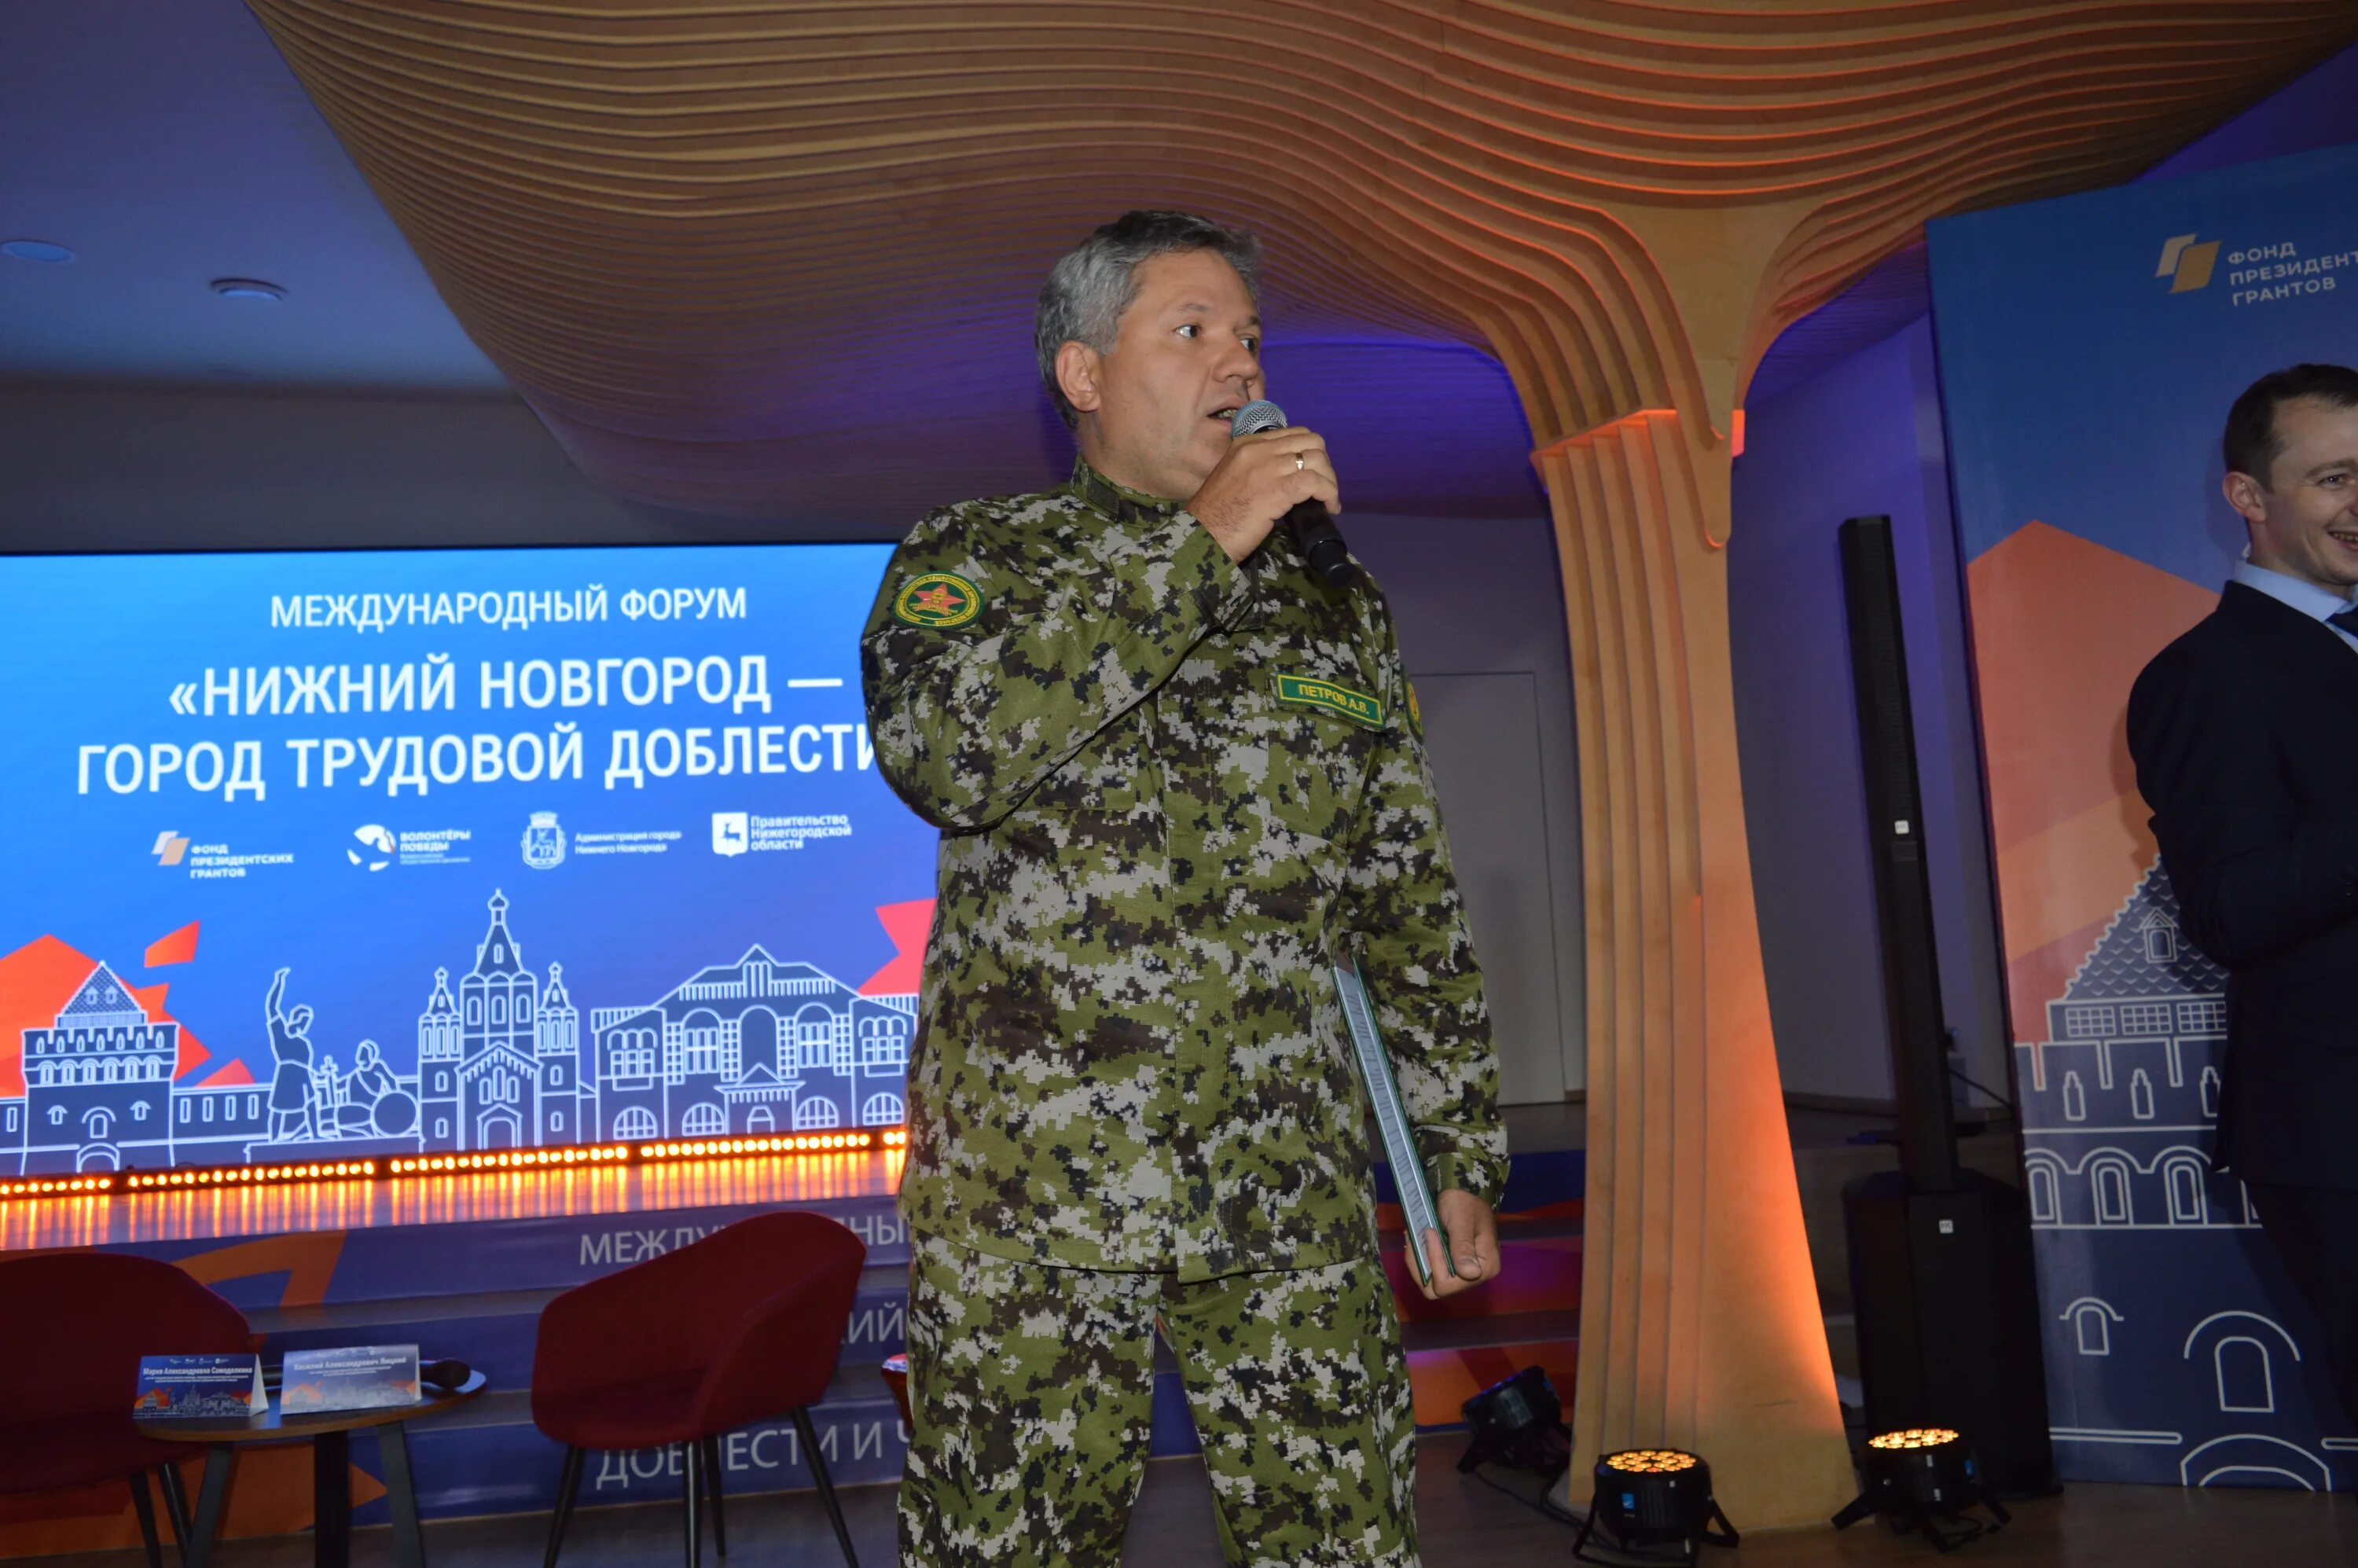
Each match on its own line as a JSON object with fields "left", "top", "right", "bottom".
{"left": 0, "top": 542, "right": 939, "bottom": 1177}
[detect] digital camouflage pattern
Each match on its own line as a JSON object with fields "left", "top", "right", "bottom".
{"left": 861, "top": 458, "right": 1508, "bottom": 1280}
{"left": 898, "top": 1230, "right": 1418, "bottom": 1568}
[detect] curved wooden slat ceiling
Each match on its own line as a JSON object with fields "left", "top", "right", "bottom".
{"left": 245, "top": 0, "right": 2355, "bottom": 523}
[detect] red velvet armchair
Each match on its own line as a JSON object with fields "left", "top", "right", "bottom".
{"left": 0, "top": 1251, "right": 254, "bottom": 1567}
{"left": 531, "top": 1210, "right": 868, "bottom": 1567}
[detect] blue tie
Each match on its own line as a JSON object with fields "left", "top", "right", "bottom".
{"left": 2330, "top": 603, "right": 2358, "bottom": 638}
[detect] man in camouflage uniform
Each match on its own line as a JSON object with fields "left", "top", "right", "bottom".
{"left": 862, "top": 210, "right": 1508, "bottom": 1567}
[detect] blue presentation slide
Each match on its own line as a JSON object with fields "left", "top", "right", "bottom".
{"left": 0, "top": 544, "right": 937, "bottom": 1177}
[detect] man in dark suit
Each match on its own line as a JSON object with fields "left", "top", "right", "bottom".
{"left": 2128, "top": 362, "right": 2358, "bottom": 1424}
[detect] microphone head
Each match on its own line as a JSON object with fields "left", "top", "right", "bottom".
{"left": 1229, "top": 399, "right": 1287, "bottom": 438}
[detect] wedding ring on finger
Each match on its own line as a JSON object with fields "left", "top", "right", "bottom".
{"left": 1295, "top": 454, "right": 1305, "bottom": 472}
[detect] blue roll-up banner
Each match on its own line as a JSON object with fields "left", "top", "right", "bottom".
{"left": 1930, "top": 142, "right": 2358, "bottom": 1489}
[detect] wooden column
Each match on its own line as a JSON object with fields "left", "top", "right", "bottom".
{"left": 1540, "top": 409, "right": 1853, "bottom": 1525}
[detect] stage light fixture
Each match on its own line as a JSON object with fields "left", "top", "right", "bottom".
{"left": 1576, "top": 1451, "right": 1735, "bottom": 1565}
{"left": 0, "top": 1174, "right": 114, "bottom": 1198}
{"left": 1570, "top": 1447, "right": 1739, "bottom": 1568}
{"left": 1832, "top": 1427, "right": 2011, "bottom": 1551}
{"left": 1459, "top": 1364, "right": 1569, "bottom": 1477}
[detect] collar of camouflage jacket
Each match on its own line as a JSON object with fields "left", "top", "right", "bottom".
{"left": 1066, "top": 456, "right": 1188, "bottom": 527}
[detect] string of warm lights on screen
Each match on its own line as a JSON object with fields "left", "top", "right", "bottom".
{"left": 0, "top": 1126, "right": 909, "bottom": 1206}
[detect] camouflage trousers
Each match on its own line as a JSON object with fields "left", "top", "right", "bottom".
{"left": 897, "top": 1231, "right": 1420, "bottom": 1567}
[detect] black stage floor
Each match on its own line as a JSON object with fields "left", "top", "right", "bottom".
{"left": 18, "top": 1437, "right": 2355, "bottom": 1568}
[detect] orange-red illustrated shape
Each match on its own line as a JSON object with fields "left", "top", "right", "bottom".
{"left": 859, "top": 900, "right": 935, "bottom": 996}
{"left": 1964, "top": 522, "right": 2219, "bottom": 1018}
{"left": 175, "top": 1229, "right": 351, "bottom": 1309}
{"left": 145, "top": 922, "right": 200, "bottom": 968}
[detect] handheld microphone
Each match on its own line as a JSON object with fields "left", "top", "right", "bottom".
{"left": 420, "top": 1357, "right": 473, "bottom": 1393}
{"left": 1229, "top": 399, "right": 1357, "bottom": 589}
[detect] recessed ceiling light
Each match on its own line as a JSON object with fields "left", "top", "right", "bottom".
{"left": 211, "top": 277, "right": 287, "bottom": 302}
{"left": 2, "top": 240, "right": 76, "bottom": 265}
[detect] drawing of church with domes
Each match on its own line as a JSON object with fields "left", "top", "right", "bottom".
{"left": 413, "top": 890, "right": 586, "bottom": 1150}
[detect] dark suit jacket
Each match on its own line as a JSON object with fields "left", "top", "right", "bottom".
{"left": 2127, "top": 582, "right": 2358, "bottom": 1189}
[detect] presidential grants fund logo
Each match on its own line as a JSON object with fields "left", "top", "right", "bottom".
{"left": 2156, "top": 233, "right": 2220, "bottom": 293}
{"left": 150, "top": 834, "right": 292, "bottom": 880}
{"left": 348, "top": 824, "right": 395, "bottom": 871}
{"left": 712, "top": 811, "right": 750, "bottom": 857}
{"left": 522, "top": 811, "right": 566, "bottom": 870}
{"left": 2162, "top": 231, "right": 2350, "bottom": 310}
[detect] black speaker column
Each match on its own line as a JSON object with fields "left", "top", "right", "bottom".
{"left": 1836, "top": 515, "right": 2056, "bottom": 1496}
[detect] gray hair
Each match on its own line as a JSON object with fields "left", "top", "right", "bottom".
{"left": 1035, "top": 210, "right": 1263, "bottom": 429}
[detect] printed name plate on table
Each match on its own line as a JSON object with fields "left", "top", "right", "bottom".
{"left": 133, "top": 1354, "right": 267, "bottom": 1420}
{"left": 281, "top": 1345, "right": 423, "bottom": 1413}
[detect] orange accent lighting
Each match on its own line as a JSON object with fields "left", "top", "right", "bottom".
{"left": 1867, "top": 1428, "right": 1961, "bottom": 1452}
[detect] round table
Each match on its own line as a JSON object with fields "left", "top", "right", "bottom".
{"left": 142, "top": 1372, "right": 486, "bottom": 1568}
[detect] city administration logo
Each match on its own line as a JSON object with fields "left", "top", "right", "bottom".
{"left": 2157, "top": 233, "right": 2220, "bottom": 294}
{"left": 522, "top": 811, "right": 566, "bottom": 870}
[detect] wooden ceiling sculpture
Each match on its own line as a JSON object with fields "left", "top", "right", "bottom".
{"left": 246, "top": 0, "right": 2358, "bottom": 1526}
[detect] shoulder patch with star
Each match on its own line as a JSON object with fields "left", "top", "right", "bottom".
{"left": 893, "top": 571, "right": 983, "bottom": 629}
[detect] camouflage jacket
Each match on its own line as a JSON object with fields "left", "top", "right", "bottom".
{"left": 861, "top": 457, "right": 1507, "bottom": 1279}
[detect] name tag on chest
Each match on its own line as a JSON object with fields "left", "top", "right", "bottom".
{"left": 1273, "top": 673, "right": 1384, "bottom": 730}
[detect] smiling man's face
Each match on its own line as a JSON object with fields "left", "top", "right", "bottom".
{"left": 1061, "top": 248, "right": 1264, "bottom": 502}
{"left": 2232, "top": 395, "right": 2358, "bottom": 593}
